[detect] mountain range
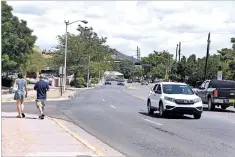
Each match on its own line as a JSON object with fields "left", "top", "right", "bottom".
{"left": 112, "top": 49, "right": 139, "bottom": 63}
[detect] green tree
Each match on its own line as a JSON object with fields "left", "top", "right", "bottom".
{"left": 119, "top": 59, "right": 135, "bottom": 79}
{"left": 51, "top": 25, "right": 114, "bottom": 82}
{"left": 1, "top": 1, "right": 37, "bottom": 73}
{"left": 141, "top": 50, "right": 174, "bottom": 79}
{"left": 21, "top": 50, "right": 47, "bottom": 77}
{"left": 217, "top": 37, "right": 235, "bottom": 80}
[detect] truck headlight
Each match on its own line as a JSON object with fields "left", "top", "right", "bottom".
{"left": 164, "top": 96, "right": 175, "bottom": 102}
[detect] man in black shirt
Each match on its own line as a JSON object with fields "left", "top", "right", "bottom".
{"left": 34, "top": 75, "right": 49, "bottom": 119}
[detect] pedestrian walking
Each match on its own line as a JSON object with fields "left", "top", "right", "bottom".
{"left": 13, "top": 73, "right": 28, "bottom": 118}
{"left": 34, "top": 74, "right": 49, "bottom": 119}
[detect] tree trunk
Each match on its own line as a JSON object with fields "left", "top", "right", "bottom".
{"left": 36, "top": 71, "right": 40, "bottom": 79}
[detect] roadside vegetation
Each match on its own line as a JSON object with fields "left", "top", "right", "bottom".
{"left": 2, "top": 1, "right": 234, "bottom": 88}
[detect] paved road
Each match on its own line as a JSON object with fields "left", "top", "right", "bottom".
{"left": 2, "top": 84, "right": 235, "bottom": 157}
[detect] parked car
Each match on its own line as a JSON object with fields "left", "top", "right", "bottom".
{"left": 117, "top": 80, "right": 125, "bottom": 86}
{"left": 127, "top": 79, "right": 133, "bottom": 83}
{"left": 141, "top": 80, "right": 149, "bottom": 85}
{"left": 147, "top": 82, "right": 203, "bottom": 119}
{"left": 195, "top": 79, "right": 235, "bottom": 110}
{"left": 105, "top": 80, "right": 111, "bottom": 85}
{"left": 135, "top": 79, "right": 141, "bottom": 83}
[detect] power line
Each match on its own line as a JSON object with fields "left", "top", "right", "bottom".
{"left": 163, "top": 28, "right": 235, "bottom": 35}
{"left": 211, "top": 32, "right": 235, "bottom": 35}
{"left": 180, "top": 32, "right": 234, "bottom": 43}
{"left": 181, "top": 34, "right": 208, "bottom": 43}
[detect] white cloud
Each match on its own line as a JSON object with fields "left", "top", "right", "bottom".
{"left": 7, "top": 1, "right": 235, "bottom": 58}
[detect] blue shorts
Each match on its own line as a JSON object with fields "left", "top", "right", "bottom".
{"left": 14, "top": 91, "right": 25, "bottom": 100}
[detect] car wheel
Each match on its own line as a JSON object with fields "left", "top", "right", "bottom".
{"left": 147, "top": 100, "right": 154, "bottom": 115}
{"left": 221, "top": 106, "right": 228, "bottom": 110}
{"left": 194, "top": 113, "right": 201, "bottom": 119}
{"left": 159, "top": 103, "right": 166, "bottom": 118}
{"left": 208, "top": 98, "right": 215, "bottom": 111}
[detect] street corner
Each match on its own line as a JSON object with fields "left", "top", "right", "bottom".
{"left": 49, "top": 117, "right": 126, "bottom": 157}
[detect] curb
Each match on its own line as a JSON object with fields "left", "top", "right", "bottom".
{"left": 49, "top": 117, "right": 106, "bottom": 156}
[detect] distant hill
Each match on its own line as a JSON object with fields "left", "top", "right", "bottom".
{"left": 111, "top": 49, "right": 139, "bottom": 63}
{"left": 33, "top": 46, "right": 140, "bottom": 63}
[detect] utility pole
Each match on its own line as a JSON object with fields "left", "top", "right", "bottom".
{"left": 178, "top": 42, "right": 181, "bottom": 61}
{"left": 136, "top": 46, "right": 139, "bottom": 61}
{"left": 204, "top": 32, "right": 211, "bottom": 81}
{"left": 175, "top": 44, "right": 178, "bottom": 61}
{"left": 132, "top": 56, "right": 134, "bottom": 65}
{"left": 99, "top": 70, "right": 101, "bottom": 81}
{"left": 87, "top": 55, "right": 90, "bottom": 88}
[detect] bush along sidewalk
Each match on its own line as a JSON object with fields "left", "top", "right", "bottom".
{"left": 70, "top": 77, "right": 101, "bottom": 88}
{"left": 2, "top": 76, "right": 14, "bottom": 87}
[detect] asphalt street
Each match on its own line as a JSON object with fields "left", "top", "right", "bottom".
{"left": 2, "top": 83, "right": 235, "bottom": 157}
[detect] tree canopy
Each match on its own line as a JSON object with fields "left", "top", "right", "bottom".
{"left": 51, "top": 25, "right": 115, "bottom": 80}
{"left": 141, "top": 37, "right": 235, "bottom": 86}
{"left": 2, "top": 1, "right": 37, "bottom": 73}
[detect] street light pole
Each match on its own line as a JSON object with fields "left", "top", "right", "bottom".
{"left": 64, "top": 21, "right": 69, "bottom": 92}
{"left": 63, "top": 20, "right": 88, "bottom": 92}
{"left": 87, "top": 55, "right": 90, "bottom": 88}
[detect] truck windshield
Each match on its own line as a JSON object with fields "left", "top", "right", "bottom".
{"left": 163, "top": 84, "right": 194, "bottom": 95}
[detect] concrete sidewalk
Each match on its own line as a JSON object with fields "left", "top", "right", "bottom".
{"left": 2, "top": 112, "right": 125, "bottom": 157}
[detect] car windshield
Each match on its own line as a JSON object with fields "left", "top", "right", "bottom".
{"left": 163, "top": 84, "right": 194, "bottom": 95}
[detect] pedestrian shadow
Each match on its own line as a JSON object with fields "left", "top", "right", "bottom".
{"left": 1, "top": 116, "right": 37, "bottom": 119}
{"left": 139, "top": 111, "right": 193, "bottom": 120}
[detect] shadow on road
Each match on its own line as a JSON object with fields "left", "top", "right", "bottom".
{"left": 203, "top": 107, "right": 235, "bottom": 113}
{"left": 139, "top": 111, "right": 194, "bottom": 120}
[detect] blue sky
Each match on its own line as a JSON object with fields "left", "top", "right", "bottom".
{"left": 7, "top": 1, "right": 235, "bottom": 58}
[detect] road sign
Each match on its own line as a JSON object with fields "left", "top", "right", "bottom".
{"left": 217, "top": 71, "right": 222, "bottom": 80}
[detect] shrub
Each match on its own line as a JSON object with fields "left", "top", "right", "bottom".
{"left": 77, "top": 77, "right": 85, "bottom": 86}
{"left": 70, "top": 80, "right": 75, "bottom": 87}
{"left": 26, "top": 79, "right": 30, "bottom": 84}
{"left": 77, "top": 85, "right": 85, "bottom": 88}
{"left": 70, "top": 77, "right": 86, "bottom": 88}
{"left": 91, "top": 78, "right": 99, "bottom": 84}
{"left": 2, "top": 76, "right": 14, "bottom": 87}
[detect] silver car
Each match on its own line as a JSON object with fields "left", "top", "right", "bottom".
{"left": 141, "top": 80, "right": 149, "bottom": 85}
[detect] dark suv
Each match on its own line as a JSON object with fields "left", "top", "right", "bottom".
{"left": 105, "top": 80, "right": 111, "bottom": 85}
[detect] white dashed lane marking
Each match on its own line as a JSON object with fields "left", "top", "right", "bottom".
{"left": 144, "top": 118, "right": 163, "bottom": 126}
{"left": 110, "top": 105, "right": 116, "bottom": 109}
